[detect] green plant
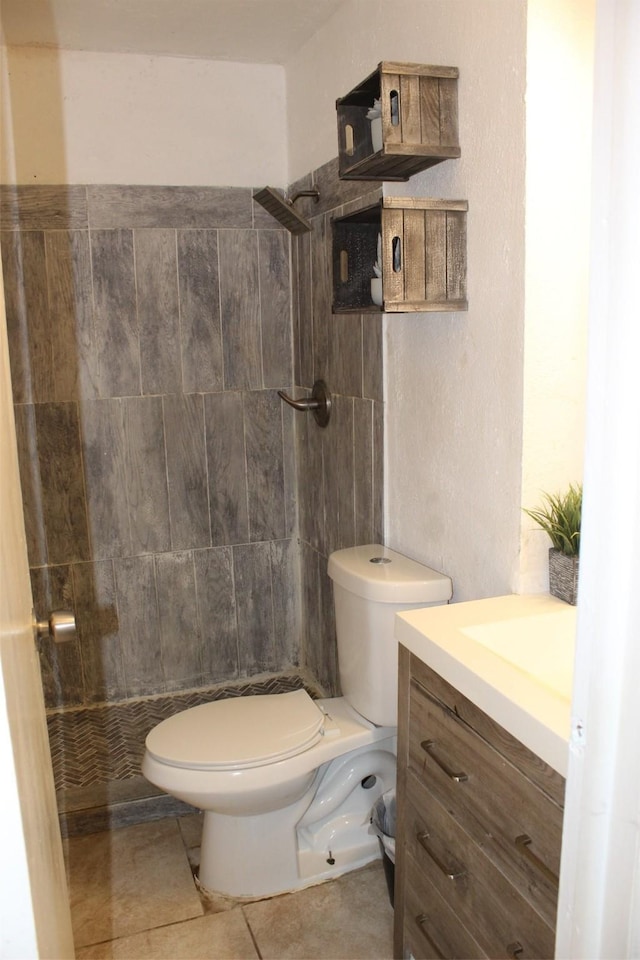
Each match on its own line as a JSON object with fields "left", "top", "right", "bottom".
{"left": 524, "top": 483, "right": 582, "bottom": 557}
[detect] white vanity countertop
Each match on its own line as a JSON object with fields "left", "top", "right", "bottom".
{"left": 395, "top": 594, "right": 576, "bottom": 777}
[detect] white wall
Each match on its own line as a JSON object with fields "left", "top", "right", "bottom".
{"left": 0, "top": 47, "right": 288, "bottom": 186}
{"left": 286, "top": 0, "right": 592, "bottom": 601}
{"left": 519, "top": 0, "right": 593, "bottom": 593}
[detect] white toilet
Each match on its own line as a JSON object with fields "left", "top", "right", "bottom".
{"left": 142, "top": 544, "right": 452, "bottom": 898}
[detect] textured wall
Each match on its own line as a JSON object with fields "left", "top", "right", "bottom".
{"left": 290, "top": 159, "right": 385, "bottom": 694}
{"left": 1, "top": 184, "right": 298, "bottom": 708}
{"left": 1, "top": 48, "right": 287, "bottom": 187}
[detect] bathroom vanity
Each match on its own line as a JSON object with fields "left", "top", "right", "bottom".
{"left": 393, "top": 595, "right": 575, "bottom": 960}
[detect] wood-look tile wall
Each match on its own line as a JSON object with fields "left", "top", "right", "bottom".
{"left": 290, "top": 160, "right": 385, "bottom": 695}
{"left": 1, "top": 184, "right": 298, "bottom": 707}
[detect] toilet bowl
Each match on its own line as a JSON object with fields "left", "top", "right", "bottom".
{"left": 142, "top": 544, "right": 452, "bottom": 898}
{"left": 143, "top": 693, "right": 396, "bottom": 896}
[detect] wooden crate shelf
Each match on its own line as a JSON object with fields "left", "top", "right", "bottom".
{"left": 336, "top": 61, "right": 461, "bottom": 181}
{"left": 332, "top": 197, "right": 468, "bottom": 314}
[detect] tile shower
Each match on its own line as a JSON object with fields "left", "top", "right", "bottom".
{"left": 0, "top": 160, "right": 385, "bottom": 822}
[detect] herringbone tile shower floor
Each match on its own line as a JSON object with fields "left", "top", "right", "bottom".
{"left": 47, "top": 674, "right": 316, "bottom": 791}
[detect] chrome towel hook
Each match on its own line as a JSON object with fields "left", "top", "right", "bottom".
{"left": 278, "top": 380, "right": 331, "bottom": 428}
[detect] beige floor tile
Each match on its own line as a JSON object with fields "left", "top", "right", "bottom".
{"left": 242, "top": 862, "right": 394, "bottom": 959}
{"left": 178, "top": 811, "right": 204, "bottom": 850}
{"left": 76, "top": 910, "right": 260, "bottom": 960}
{"left": 64, "top": 819, "right": 203, "bottom": 949}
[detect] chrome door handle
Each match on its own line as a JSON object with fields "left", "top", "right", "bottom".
{"left": 34, "top": 609, "right": 76, "bottom": 643}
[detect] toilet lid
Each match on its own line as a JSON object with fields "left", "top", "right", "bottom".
{"left": 145, "top": 689, "right": 325, "bottom": 771}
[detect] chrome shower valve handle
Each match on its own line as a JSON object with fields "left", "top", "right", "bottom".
{"left": 278, "top": 380, "right": 331, "bottom": 427}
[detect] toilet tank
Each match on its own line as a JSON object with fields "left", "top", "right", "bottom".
{"left": 328, "top": 544, "right": 452, "bottom": 727}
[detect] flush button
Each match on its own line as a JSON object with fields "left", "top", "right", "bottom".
{"left": 370, "top": 557, "right": 391, "bottom": 564}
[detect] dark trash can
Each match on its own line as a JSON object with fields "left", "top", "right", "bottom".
{"left": 371, "top": 788, "right": 396, "bottom": 907}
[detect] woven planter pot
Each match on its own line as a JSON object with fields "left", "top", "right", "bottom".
{"left": 548, "top": 548, "right": 579, "bottom": 605}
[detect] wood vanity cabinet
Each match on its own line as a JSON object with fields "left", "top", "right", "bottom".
{"left": 394, "top": 646, "right": 565, "bottom": 960}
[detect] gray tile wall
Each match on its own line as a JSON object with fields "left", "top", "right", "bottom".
{"left": 2, "top": 164, "right": 386, "bottom": 708}
{"left": 1, "top": 184, "right": 298, "bottom": 707}
{"left": 290, "top": 160, "right": 385, "bottom": 695}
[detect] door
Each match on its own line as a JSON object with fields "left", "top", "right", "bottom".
{"left": 0, "top": 266, "right": 74, "bottom": 957}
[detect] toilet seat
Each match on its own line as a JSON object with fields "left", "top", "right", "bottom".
{"left": 145, "top": 689, "right": 325, "bottom": 771}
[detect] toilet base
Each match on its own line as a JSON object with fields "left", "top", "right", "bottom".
{"left": 197, "top": 737, "right": 396, "bottom": 899}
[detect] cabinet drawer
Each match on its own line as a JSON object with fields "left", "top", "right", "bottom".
{"left": 405, "top": 774, "right": 556, "bottom": 959}
{"left": 408, "top": 653, "right": 565, "bottom": 806}
{"left": 408, "top": 676, "right": 562, "bottom": 925}
{"left": 403, "top": 854, "right": 486, "bottom": 960}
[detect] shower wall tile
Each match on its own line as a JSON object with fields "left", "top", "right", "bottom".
{"left": 296, "top": 404, "right": 325, "bottom": 554}
{"left": 90, "top": 229, "right": 141, "bottom": 399}
{"left": 329, "top": 311, "right": 362, "bottom": 399}
{"left": 244, "top": 390, "right": 286, "bottom": 543}
{"left": 259, "top": 230, "right": 292, "bottom": 388}
{"left": 114, "top": 555, "right": 164, "bottom": 698}
{"left": 204, "top": 391, "right": 249, "bottom": 546}
{"left": 73, "top": 559, "right": 126, "bottom": 703}
{"left": 31, "top": 564, "right": 84, "bottom": 708}
{"left": 14, "top": 403, "right": 48, "bottom": 567}
{"left": 281, "top": 402, "right": 297, "bottom": 540}
{"left": 219, "top": 230, "right": 262, "bottom": 390}
{"left": 45, "top": 230, "right": 97, "bottom": 402}
{"left": 312, "top": 158, "right": 381, "bottom": 218}
{"left": 294, "top": 231, "right": 313, "bottom": 388}
{"left": 290, "top": 161, "right": 386, "bottom": 692}
{"left": 155, "top": 551, "right": 202, "bottom": 690}
{"left": 35, "top": 401, "right": 90, "bottom": 565}
{"left": 5, "top": 183, "right": 305, "bottom": 709}
{"left": 135, "top": 229, "right": 182, "bottom": 396}
{"left": 163, "top": 393, "right": 210, "bottom": 551}
{"left": 373, "top": 400, "right": 384, "bottom": 544}
{"left": 318, "top": 560, "right": 339, "bottom": 696}
{"left": 310, "top": 215, "right": 331, "bottom": 382}
{"left": 270, "top": 538, "right": 299, "bottom": 669}
{"left": 323, "top": 394, "right": 355, "bottom": 556}
{"left": 0, "top": 185, "right": 88, "bottom": 231}
{"left": 123, "top": 396, "right": 171, "bottom": 555}
{"left": 87, "top": 185, "right": 253, "bottom": 230}
{"left": 353, "top": 398, "right": 375, "bottom": 546}
{"left": 194, "top": 547, "right": 238, "bottom": 682}
{"left": 177, "top": 230, "right": 223, "bottom": 394}
{"left": 81, "top": 398, "right": 131, "bottom": 561}
{"left": 234, "top": 542, "right": 276, "bottom": 675}
{"left": 363, "top": 313, "right": 383, "bottom": 402}
{"left": 1, "top": 230, "right": 49, "bottom": 404}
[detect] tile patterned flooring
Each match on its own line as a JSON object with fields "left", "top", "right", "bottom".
{"left": 66, "top": 815, "right": 394, "bottom": 959}
{"left": 53, "top": 673, "right": 394, "bottom": 957}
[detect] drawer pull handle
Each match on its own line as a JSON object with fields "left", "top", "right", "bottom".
{"left": 515, "top": 834, "right": 559, "bottom": 887}
{"left": 417, "top": 830, "right": 467, "bottom": 880}
{"left": 415, "top": 913, "right": 446, "bottom": 958}
{"left": 421, "top": 739, "right": 469, "bottom": 782}
{"left": 507, "top": 942, "right": 524, "bottom": 958}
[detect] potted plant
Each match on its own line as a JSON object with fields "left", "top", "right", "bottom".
{"left": 524, "top": 483, "right": 582, "bottom": 604}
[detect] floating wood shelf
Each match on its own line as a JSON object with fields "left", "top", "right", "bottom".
{"left": 332, "top": 197, "right": 468, "bottom": 314}
{"left": 336, "top": 61, "right": 461, "bottom": 182}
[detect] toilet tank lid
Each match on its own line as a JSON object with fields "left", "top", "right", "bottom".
{"left": 328, "top": 544, "right": 452, "bottom": 603}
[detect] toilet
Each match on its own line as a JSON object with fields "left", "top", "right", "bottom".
{"left": 142, "top": 544, "right": 452, "bottom": 898}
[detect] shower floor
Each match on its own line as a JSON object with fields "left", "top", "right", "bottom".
{"left": 47, "top": 672, "right": 321, "bottom": 837}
